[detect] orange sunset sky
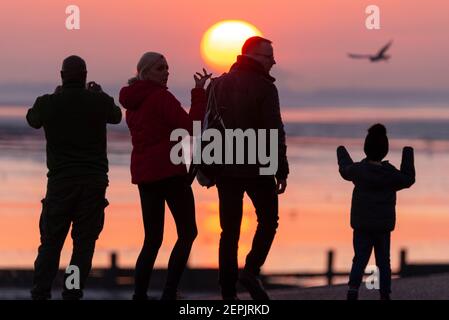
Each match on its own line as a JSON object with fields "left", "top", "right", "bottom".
{"left": 1, "top": 1, "right": 449, "bottom": 271}
{"left": 0, "top": 0, "right": 448, "bottom": 107}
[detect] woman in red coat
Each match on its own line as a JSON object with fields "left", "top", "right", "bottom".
{"left": 119, "top": 52, "right": 211, "bottom": 300}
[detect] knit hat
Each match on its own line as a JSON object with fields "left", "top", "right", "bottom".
{"left": 128, "top": 52, "right": 164, "bottom": 84}
{"left": 364, "top": 123, "right": 389, "bottom": 161}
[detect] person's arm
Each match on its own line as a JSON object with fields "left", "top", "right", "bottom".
{"left": 393, "top": 146, "right": 415, "bottom": 190}
{"left": 337, "top": 146, "right": 356, "bottom": 181}
{"left": 157, "top": 70, "right": 209, "bottom": 133}
{"left": 189, "top": 88, "right": 207, "bottom": 122}
{"left": 87, "top": 81, "right": 122, "bottom": 124}
{"left": 26, "top": 97, "right": 44, "bottom": 129}
{"left": 106, "top": 98, "right": 122, "bottom": 124}
{"left": 260, "top": 85, "right": 289, "bottom": 194}
{"left": 189, "top": 68, "right": 210, "bottom": 121}
{"left": 157, "top": 90, "right": 204, "bottom": 134}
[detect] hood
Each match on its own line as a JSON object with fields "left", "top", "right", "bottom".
{"left": 229, "top": 55, "right": 276, "bottom": 83}
{"left": 119, "top": 80, "right": 166, "bottom": 110}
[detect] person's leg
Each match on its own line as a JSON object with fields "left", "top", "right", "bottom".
{"left": 243, "top": 177, "right": 279, "bottom": 276}
{"left": 163, "top": 176, "right": 198, "bottom": 299}
{"left": 31, "top": 183, "right": 74, "bottom": 300}
{"left": 348, "top": 230, "right": 374, "bottom": 297}
{"left": 217, "top": 177, "right": 245, "bottom": 299}
{"left": 374, "top": 232, "right": 392, "bottom": 299}
{"left": 64, "top": 184, "right": 107, "bottom": 300}
{"left": 133, "top": 182, "right": 165, "bottom": 299}
{"left": 238, "top": 177, "right": 278, "bottom": 300}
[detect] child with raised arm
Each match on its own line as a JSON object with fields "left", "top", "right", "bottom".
{"left": 337, "top": 123, "right": 415, "bottom": 300}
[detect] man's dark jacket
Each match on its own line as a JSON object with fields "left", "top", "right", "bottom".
{"left": 26, "top": 82, "right": 122, "bottom": 185}
{"left": 337, "top": 146, "right": 415, "bottom": 232}
{"left": 207, "top": 55, "right": 289, "bottom": 180}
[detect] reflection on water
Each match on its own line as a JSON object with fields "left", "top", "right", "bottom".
{"left": 1, "top": 106, "right": 449, "bottom": 274}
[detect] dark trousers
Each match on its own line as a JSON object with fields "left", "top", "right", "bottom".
{"left": 134, "top": 175, "right": 197, "bottom": 297}
{"left": 216, "top": 176, "right": 279, "bottom": 295}
{"left": 31, "top": 181, "right": 107, "bottom": 300}
{"left": 348, "top": 230, "right": 392, "bottom": 294}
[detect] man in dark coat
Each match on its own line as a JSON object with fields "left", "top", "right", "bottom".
{"left": 337, "top": 123, "right": 415, "bottom": 300}
{"left": 208, "top": 36, "right": 289, "bottom": 300}
{"left": 26, "top": 55, "right": 122, "bottom": 300}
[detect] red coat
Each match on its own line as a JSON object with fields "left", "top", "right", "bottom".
{"left": 119, "top": 80, "right": 206, "bottom": 184}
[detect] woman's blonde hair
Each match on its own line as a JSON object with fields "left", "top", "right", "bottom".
{"left": 128, "top": 52, "right": 164, "bottom": 84}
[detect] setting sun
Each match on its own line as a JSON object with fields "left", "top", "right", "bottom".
{"left": 200, "top": 20, "right": 263, "bottom": 72}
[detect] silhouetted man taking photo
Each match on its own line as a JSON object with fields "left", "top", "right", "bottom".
{"left": 26, "top": 55, "right": 122, "bottom": 300}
